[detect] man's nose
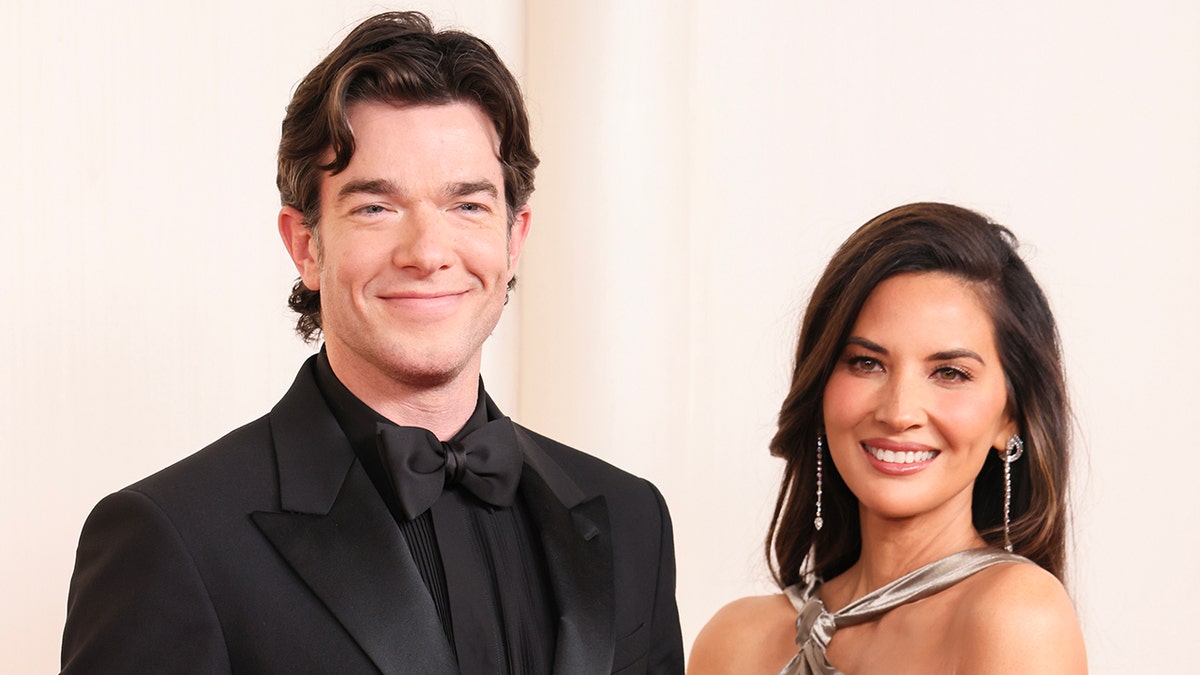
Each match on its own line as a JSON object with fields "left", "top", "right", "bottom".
{"left": 394, "top": 207, "right": 454, "bottom": 274}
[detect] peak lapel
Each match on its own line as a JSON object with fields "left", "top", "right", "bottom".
{"left": 252, "top": 361, "right": 456, "bottom": 674}
{"left": 515, "top": 427, "right": 616, "bottom": 673}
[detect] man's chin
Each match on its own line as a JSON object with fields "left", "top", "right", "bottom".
{"left": 389, "top": 366, "right": 461, "bottom": 390}
{"left": 326, "top": 332, "right": 480, "bottom": 391}
{"left": 377, "top": 353, "right": 473, "bottom": 390}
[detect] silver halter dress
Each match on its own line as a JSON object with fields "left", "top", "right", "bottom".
{"left": 778, "top": 548, "right": 1029, "bottom": 675}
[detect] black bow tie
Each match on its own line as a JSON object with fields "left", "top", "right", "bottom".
{"left": 377, "top": 417, "right": 523, "bottom": 520}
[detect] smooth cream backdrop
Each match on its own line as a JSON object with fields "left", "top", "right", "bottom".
{"left": 3, "top": 1, "right": 1196, "bottom": 672}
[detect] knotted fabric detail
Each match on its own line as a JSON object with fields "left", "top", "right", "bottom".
{"left": 790, "top": 582, "right": 839, "bottom": 674}
{"left": 377, "top": 417, "right": 522, "bottom": 520}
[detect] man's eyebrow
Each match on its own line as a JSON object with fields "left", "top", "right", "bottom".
{"left": 929, "top": 348, "right": 985, "bottom": 364}
{"left": 444, "top": 180, "right": 499, "bottom": 200}
{"left": 336, "top": 178, "right": 402, "bottom": 203}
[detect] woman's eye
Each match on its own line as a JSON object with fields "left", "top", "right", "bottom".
{"left": 848, "top": 356, "right": 882, "bottom": 372}
{"left": 934, "top": 366, "right": 972, "bottom": 382}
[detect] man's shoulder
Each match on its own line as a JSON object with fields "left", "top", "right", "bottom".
{"left": 512, "top": 423, "right": 671, "bottom": 526}
{"left": 126, "top": 413, "right": 277, "bottom": 505}
{"left": 126, "top": 360, "right": 321, "bottom": 501}
{"left": 514, "top": 423, "right": 647, "bottom": 487}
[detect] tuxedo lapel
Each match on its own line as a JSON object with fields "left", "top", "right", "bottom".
{"left": 515, "top": 426, "right": 616, "bottom": 673}
{"left": 251, "top": 362, "right": 456, "bottom": 675}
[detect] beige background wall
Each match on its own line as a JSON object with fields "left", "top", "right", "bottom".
{"left": 3, "top": 1, "right": 1196, "bottom": 672}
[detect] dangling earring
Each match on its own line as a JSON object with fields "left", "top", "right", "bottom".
{"left": 1000, "top": 434, "right": 1024, "bottom": 552}
{"left": 814, "top": 435, "right": 825, "bottom": 531}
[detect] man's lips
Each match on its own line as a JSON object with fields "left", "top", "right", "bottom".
{"left": 378, "top": 290, "right": 468, "bottom": 300}
{"left": 377, "top": 291, "right": 468, "bottom": 312}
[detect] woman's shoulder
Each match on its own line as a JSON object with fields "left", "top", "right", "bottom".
{"left": 958, "top": 560, "right": 1076, "bottom": 628}
{"left": 953, "top": 560, "right": 1087, "bottom": 673}
{"left": 687, "top": 593, "right": 799, "bottom": 675}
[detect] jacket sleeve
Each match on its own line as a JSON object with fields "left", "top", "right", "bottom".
{"left": 646, "top": 482, "right": 684, "bottom": 674}
{"left": 62, "top": 489, "right": 231, "bottom": 674}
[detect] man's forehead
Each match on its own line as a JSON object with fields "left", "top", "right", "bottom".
{"left": 347, "top": 99, "right": 501, "bottom": 147}
{"left": 316, "top": 97, "right": 504, "bottom": 189}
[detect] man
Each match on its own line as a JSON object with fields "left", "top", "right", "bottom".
{"left": 62, "top": 12, "right": 683, "bottom": 674}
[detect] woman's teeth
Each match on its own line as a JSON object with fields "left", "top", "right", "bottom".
{"left": 865, "top": 446, "right": 937, "bottom": 464}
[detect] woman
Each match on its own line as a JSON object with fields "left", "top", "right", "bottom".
{"left": 689, "top": 203, "right": 1086, "bottom": 674}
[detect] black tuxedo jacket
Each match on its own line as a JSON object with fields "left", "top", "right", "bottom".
{"left": 62, "top": 360, "right": 683, "bottom": 673}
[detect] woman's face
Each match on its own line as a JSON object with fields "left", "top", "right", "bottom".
{"left": 821, "top": 271, "right": 1016, "bottom": 525}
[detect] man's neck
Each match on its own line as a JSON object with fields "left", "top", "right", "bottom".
{"left": 324, "top": 348, "right": 481, "bottom": 441}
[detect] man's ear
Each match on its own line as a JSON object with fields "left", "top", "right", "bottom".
{"left": 278, "top": 206, "right": 321, "bottom": 291}
{"left": 507, "top": 204, "right": 532, "bottom": 272}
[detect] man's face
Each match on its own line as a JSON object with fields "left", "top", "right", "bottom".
{"left": 280, "top": 101, "right": 530, "bottom": 391}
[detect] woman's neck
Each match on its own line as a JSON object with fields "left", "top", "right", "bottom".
{"left": 823, "top": 504, "right": 986, "bottom": 610}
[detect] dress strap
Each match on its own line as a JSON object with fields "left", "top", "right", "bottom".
{"left": 779, "top": 548, "right": 1028, "bottom": 675}
{"left": 833, "top": 548, "right": 1027, "bottom": 626}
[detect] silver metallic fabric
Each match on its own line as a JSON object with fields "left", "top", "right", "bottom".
{"left": 778, "top": 548, "right": 1029, "bottom": 675}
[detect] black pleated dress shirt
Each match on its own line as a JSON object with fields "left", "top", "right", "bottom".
{"left": 313, "top": 350, "right": 557, "bottom": 673}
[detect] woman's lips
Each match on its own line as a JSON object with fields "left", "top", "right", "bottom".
{"left": 861, "top": 441, "right": 940, "bottom": 475}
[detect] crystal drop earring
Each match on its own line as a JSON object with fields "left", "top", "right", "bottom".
{"left": 814, "top": 435, "right": 825, "bottom": 531}
{"left": 1001, "top": 434, "right": 1024, "bottom": 552}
